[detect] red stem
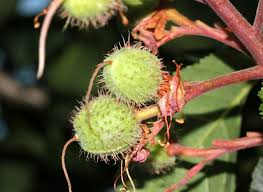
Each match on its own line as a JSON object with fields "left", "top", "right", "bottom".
{"left": 205, "top": 0, "right": 263, "bottom": 65}
{"left": 184, "top": 65, "right": 263, "bottom": 102}
{"left": 165, "top": 133, "right": 263, "bottom": 192}
{"left": 212, "top": 135, "right": 263, "bottom": 149}
{"left": 254, "top": 0, "right": 263, "bottom": 38}
{"left": 165, "top": 158, "right": 213, "bottom": 192}
{"left": 157, "top": 25, "right": 244, "bottom": 53}
{"left": 166, "top": 143, "right": 222, "bottom": 158}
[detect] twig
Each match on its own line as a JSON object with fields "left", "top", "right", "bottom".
{"left": 204, "top": 0, "right": 263, "bottom": 65}
{"left": 184, "top": 65, "right": 263, "bottom": 102}
{"left": 165, "top": 132, "right": 263, "bottom": 192}
{"left": 157, "top": 9, "right": 244, "bottom": 52}
{"left": 132, "top": 8, "right": 245, "bottom": 54}
{"left": 253, "top": 0, "right": 263, "bottom": 38}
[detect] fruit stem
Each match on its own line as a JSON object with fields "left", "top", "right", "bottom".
{"left": 37, "top": 0, "right": 63, "bottom": 79}
{"left": 85, "top": 62, "right": 111, "bottom": 101}
{"left": 61, "top": 135, "right": 79, "bottom": 192}
{"left": 134, "top": 104, "right": 160, "bottom": 122}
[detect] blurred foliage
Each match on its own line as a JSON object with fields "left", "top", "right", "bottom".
{"left": 0, "top": 0, "right": 16, "bottom": 25}
{"left": 258, "top": 83, "right": 263, "bottom": 118}
{"left": 0, "top": 0, "right": 262, "bottom": 192}
{"left": 250, "top": 157, "right": 263, "bottom": 192}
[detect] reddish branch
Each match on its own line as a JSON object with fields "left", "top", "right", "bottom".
{"left": 132, "top": 8, "right": 244, "bottom": 54}
{"left": 254, "top": 0, "right": 263, "bottom": 38}
{"left": 133, "top": 0, "right": 263, "bottom": 65}
{"left": 149, "top": 64, "right": 263, "bottom": 122}
{"left": 184, "top": 65, "right": 263, "bottom": 102}
{"left": 140, "top": 0, "right": 263, "bottom": 116}
{"left": 203, "top": 0, "right": 263, "bottom": 65}
{"left": 164, "top": 132, "right": 263, "bottom": 192}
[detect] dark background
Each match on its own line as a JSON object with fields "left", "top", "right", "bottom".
{"left": 0, "top": 0, "right": 262, "bottom": 191}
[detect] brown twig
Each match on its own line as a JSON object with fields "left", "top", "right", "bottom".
{"left": 165, "top": 132, "right": 263, "bottom": 192}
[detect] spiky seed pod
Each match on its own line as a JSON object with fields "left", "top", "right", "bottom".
{"left": 60, "top": 0, "right": 124, "bottom": 28}
{"left": 102, "top": 44, "right": 163, "bottom": 104}
{"left": 72, "top": 95, "right": 141, "bottom": 161}
{"left": 144, "top": 143, "right": 176, "bottom": 175}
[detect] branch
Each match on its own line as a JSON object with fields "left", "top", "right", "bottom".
{"left": 184, "top": 65, "right": 263, "bottom": 102}
{"left": 133, "top": 1, "right": 263, "bottom": 64}
{"left": 158, "top": 8, "right": 244, "bottom": 52}
{"left": 204, "top": 0, "right": 263, "bottom": 65}
{"left": 165, "top": 132, "right": 263, "bottom": 192}
{"left": 157, "top": 20, "right": 244, "bottom": 53}
{"left": 254, "top": 0, "right": 263, "bottom": 38}
{"left": 132, "top": 8, "right": 245, "bottom": 54}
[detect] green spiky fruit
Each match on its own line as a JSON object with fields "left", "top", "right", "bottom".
{"left": 103, "top": 45, "right": 162, "bottom": 103}
{"left": 72, "top": 95, "right": 141, "bottom": 160}
{"left": 145, "top": 143, "right": 176, "bottom": 174}
{"left": 61, "top": 0, "right": 122, "bottom": 28}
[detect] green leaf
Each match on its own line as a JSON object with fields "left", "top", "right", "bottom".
{"left": 258, "top": 83, "right": 263, "bottom": 118}
{"left": 250, "top": 157, "right": 263, "bottom": 192}
{"left": 136, "top": 54, "right": 251, "bottom": 192}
